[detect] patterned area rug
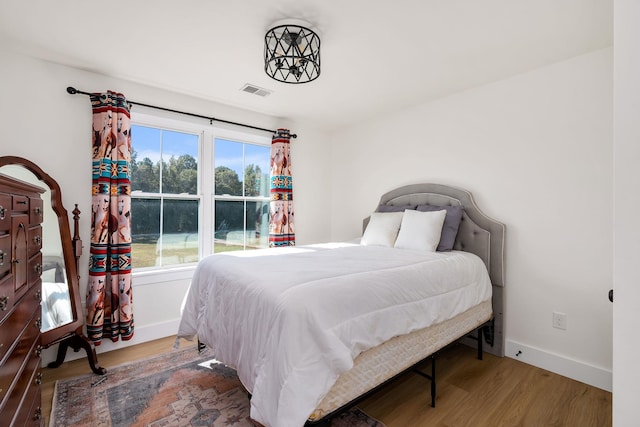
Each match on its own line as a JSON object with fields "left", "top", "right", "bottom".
{"left": 50, "top": 346, "right": 385, "bottom": 427}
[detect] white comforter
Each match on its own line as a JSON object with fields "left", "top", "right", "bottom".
{"left": 177, "top": 242, "right": 492, "bottom": 427}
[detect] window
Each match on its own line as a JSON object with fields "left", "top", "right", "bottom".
{"left": 130, "top": 125, "right": 200, "bottom": 268}
{"left": 214, "top": 139, "right": 270, "bottom": 252}
{"left": 129, "top": 114, "right": 271, "bottom": 272}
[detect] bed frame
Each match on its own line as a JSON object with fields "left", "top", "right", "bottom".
{"left": 307, "top": 183, "right": 505, "bottom": 425}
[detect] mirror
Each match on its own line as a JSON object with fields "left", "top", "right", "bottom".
{"left": 0, "top": 164, "right": 72, "bottom": 333}
{"left": 0, "top": 156, "right": 105, "bottom": 375}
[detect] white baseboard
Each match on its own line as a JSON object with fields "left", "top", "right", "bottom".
{"left": 41, "top": 318, "right": 182, "bottom": 367}
{"left": 505, "top": 340, "right": 612, "bottom": 392}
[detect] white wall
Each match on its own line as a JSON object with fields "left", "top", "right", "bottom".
{"left": 327, "top": 48, "right": 613, "bottom": 390}
{"left": 0, "top": 43, "right": 331, "bottom": 362}
{"left": 613, "top": 0, "right": 640, "bottom": 424}
{"left": 286, "top": 119, "right": 333, "bottom": 245}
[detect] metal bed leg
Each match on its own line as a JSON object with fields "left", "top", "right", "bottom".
{"left": 430, "top": 354, "right": 436, "bottom": 408}
{"left": 412, "top": 353, "right": 437, "bottom": 408}
{"left": 477, "top": 326, "right": 484, "bottom": 360}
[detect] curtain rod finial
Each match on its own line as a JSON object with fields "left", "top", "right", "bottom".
{"left": 66, "top": 86, "right": 78, "bottom": 94}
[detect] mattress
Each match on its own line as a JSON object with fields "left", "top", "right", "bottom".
{"left": 177, "top": 243, "right": 492, "bottom": 427}
{"left": 309, "top": 299, "right": 492, "bottom": 420}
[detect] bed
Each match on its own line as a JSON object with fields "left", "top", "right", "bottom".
{"left": 177, "top": 183, "right": 505, "bottom": 427}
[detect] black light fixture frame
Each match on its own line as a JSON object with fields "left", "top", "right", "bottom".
{"left": 265, "top": 24, "right": 321, "bottom": 84}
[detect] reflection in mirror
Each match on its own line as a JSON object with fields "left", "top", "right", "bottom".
{"left": 0, "top": 156, "right": 105, "bottom": 375}
{"left": 0, "top": 165, "right": 73, "bottom": 332}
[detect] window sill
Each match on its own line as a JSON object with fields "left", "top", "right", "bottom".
{"left": 132, "top": 265, "right": 197, "bottom": 287}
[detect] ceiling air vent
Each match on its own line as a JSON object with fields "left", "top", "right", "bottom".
{"left": 240, "top": 84, "right": 272, "bottom": 97}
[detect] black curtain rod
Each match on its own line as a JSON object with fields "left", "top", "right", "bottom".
{"left": 66, "top": 86, "right": 296, "bottom": 138}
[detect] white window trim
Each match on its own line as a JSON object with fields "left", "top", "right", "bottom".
{"left": 130, "top": 109, "right": 271, "bottom": 283}
{"left": 133, "top": 264, "right": 196, "bottom": 286}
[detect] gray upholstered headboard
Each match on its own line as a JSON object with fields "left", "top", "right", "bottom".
{"left": 364, "top": 183, "right": 506, "bottom": 357}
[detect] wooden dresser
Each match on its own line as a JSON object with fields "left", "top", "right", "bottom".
{"left": 0, "top": 173, "right": 44, "bottom": 426}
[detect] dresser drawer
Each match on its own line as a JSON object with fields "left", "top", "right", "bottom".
{"left": 0, "top": 234, "right": 9, "bottom": 280}
{"left": 27, "top": 253, "right": 42, "bottom": 289}
{"left": 27, "top": 226, "right": 42, "bottom": 258}
{"left": 0, "top": 274, "right": 13, "bottom": 323}
{"left": 29, "top": 197, "right": 43, "bottom": 226}
{"left": 0, "top": 193, "right": 9, "bottom": 232}
{"left": 0, "top": 337, "right": 41, "bottom": 423}
{"left": 3, "top": 354, "right": 42, "bottom": 426}
{"left": 12, "top": 195, "right": 29, "bottom": 212}
{"left": 0, "top": 285, "right": 41, "bottom": 365}
{"left": 24, "top": 386, "right": 43, "bottom": 427}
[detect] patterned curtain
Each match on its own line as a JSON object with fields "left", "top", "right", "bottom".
{"left": 269, "top": 129, "right": 295, "bottom": 246}
{"left": 86, "top": 91, "right": 134, "bottom": 345}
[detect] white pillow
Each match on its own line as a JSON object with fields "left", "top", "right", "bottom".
{"left": 361, "top": 212, "right": 404, "bottom": 247}
{"left": 394, "top": 209, "right": 447, "bottom": 252}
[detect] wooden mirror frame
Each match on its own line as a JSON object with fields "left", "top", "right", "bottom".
{"left": 0, "top": 156, "right": 105, "bottom": 375}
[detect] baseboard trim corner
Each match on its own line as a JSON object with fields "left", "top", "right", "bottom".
{"left": 505, "top": 340, "right": 612, "bottom": 392}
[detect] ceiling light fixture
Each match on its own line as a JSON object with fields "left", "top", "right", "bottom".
{"left": 264, "top": 20, "right": 320, "bottom": 84}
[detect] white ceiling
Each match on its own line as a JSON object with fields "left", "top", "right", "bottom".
{"left": 0, "top": 0, "right": 612, "bottom": 131}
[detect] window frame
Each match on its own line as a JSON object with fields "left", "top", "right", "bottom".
{"left": 130, "top": 109, "right": 271, "bottom": 286}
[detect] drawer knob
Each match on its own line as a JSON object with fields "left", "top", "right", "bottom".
{"left": 0, "top": 296, "right": 7, "bottom": 311}
{"left": 34, "top": 290, "right": 41, "bottom": 302}
{"left": 33, "top": 407, "right": 42, "bottom": 421}
{"left": 34, "top": 207, "right": 42, "bottom": 216}
{"left": 0, "top": 250, "right": 4, "bottom": 266}
{"left": 35, "top": 345, "right": 43, "bottom": 357}
{"left": 0, "top": 205, "right": 5, "bottom": 219}
{"left": 35, "top": 372, "right": 42, "bottom": 386}
{"left": 34, "top": 263, "right": 42, "bottom": 274}
{"left": 35, "top": 318, "right": 42, "bottom": 329}
{"left": 33, "top": 235, "right": 41, "bottom": 245}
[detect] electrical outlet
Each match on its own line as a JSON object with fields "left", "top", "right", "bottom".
{"left": 552, "top": 312, "right": 567, "bottom": 330}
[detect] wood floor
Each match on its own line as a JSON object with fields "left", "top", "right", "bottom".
{"left": 42, "top": 336, "right": 611, "bottom": 427}
{"left": 358, "top": 344, "right": 611, "bottom": 427}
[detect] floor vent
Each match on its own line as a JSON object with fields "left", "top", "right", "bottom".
{"left": 240, "top": 84, "right": 272, "bottom": 97}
